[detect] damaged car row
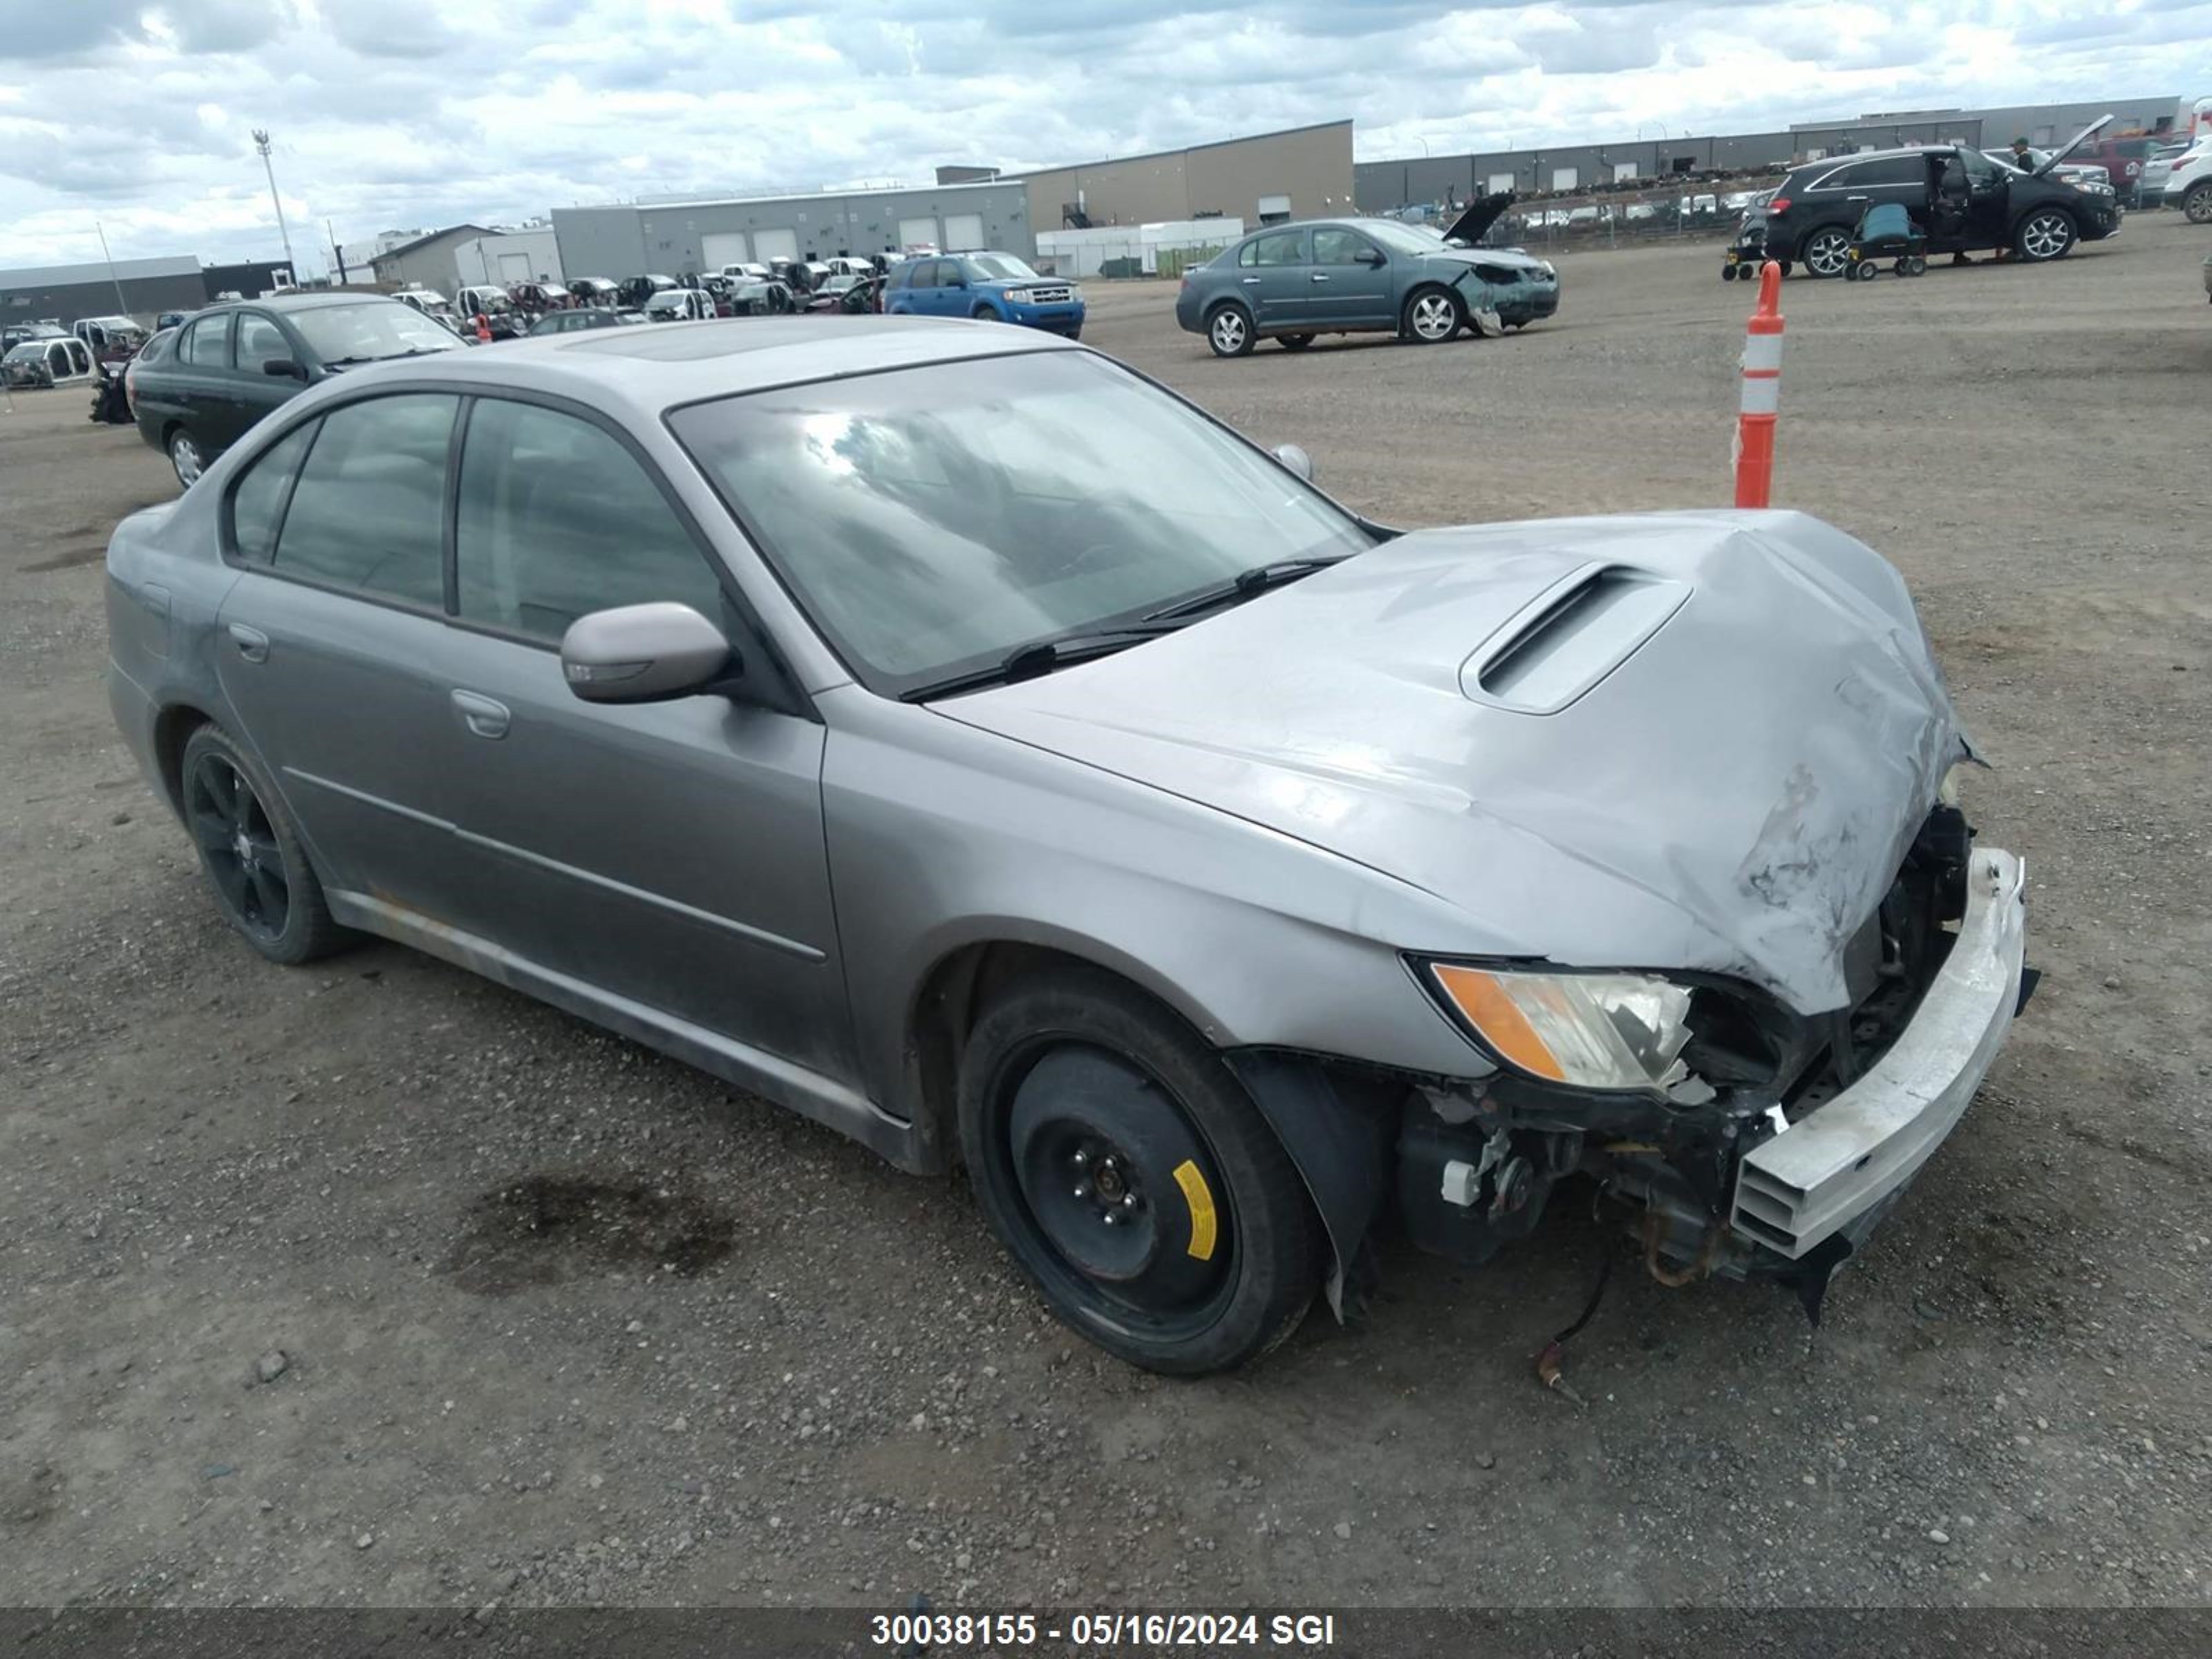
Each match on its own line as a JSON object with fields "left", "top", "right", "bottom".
{"left": 104, "top": 315, "right": 2030, "bottom": 1374}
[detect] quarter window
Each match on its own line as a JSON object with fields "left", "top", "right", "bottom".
{"left": 182, "top": 317, "right": 231, "bottom": 368}
{"left": 454, "top": 398, "right": 724, "bottom": 643}
{"left": 228, "top": 421, "right": 320, "bottom": 565}
{"left": 272, "top": 394, "right": 457, "bottom": 608}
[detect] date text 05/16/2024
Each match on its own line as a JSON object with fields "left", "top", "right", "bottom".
{"left": 870, "top": 1612, "right": 1339, "bottom": 1648}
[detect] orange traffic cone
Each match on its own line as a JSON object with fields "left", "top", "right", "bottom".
{"left": 1732, "top": 261, "right": 1783, "bottom": 508}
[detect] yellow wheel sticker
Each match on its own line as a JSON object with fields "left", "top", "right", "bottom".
{"left": 1172, "top": 1159, "right": 1218, "bottom": 1262}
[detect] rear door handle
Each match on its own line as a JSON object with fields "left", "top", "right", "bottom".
{"left": 451, "top": 689, "right": 511, "bottom": 740}
{"left": 1311, "top": 273, "right": 1330, "bottom": 282}
{"left": 1241, "top": 276, "right": 1262, "bottom": 284}
{"left": 227, "top": 622, "right": 269, "bottom": 663}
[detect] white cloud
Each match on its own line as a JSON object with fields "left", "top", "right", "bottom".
{"left": 0, "top": 0, "right": 2193, "bottom": 270}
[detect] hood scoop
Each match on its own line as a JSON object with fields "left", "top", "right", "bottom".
{"left": 1459, "top": 563, "right": 1689, "bottom": 713}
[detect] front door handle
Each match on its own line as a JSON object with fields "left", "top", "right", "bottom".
{"left": 227, "top": 622, "right": 269, "bottom": 663}
{"left": 451, "top": 689, "right": 511, "bottom": 740}
{"left": 1241, "top": 275, "right": 1262, "bottom": 284}
{"left": 1311, "top": 273, "right": 1331, "bottom": 282}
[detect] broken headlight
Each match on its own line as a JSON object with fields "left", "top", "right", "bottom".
{"left": 1421, "top": 963, "right": 1695, "bottom": 1092}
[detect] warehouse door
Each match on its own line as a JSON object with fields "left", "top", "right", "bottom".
{"left": 942, "top": 212, "right": 984, "bottom": 252}
{"left": 897, "top": 216, "right": 938, "bottom": 251}
{"left": 497, "top": 251, "right": 532, "bottom": 281}
{"left": 752, "top": 227, "right": 800, "bottom": 265}
{"left": 701, "top": 231, "right": 750, "bottom": 269}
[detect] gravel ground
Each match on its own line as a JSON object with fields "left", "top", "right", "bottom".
{"left": 3, "top": 219, "right": 2209, "bottom": 1614}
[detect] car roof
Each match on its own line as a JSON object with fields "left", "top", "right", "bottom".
{"left": 324, "top": 316, "right": 1078, "bottom": 415}
{"left": 200, "top": 291, "right": 420, "bottom": 314}
{"left": 1792, "top": 147, "right": 1949, "bottom": 169}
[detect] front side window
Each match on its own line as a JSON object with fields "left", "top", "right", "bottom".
{"left": 183, "top": 317, "right": 232, "bottom": 368}
{"left": 272, "top": 394, "right": 457, "bottom": 608}
{"left": 1311, "top": 227, "right": 1379, "bottom": 265}
{"left": 455, "top": 398, "right": 724, "bottom": 642}
{"left": 227, "top": 420, "right": 320, "bottom": 564}
{"left": 669, "top": 351, "right": 1374, "bottom": 697}
{"left": 1960, "top": 149, "right": 2004, "bottom": 190}
{"left": 235, "top": 312, "right": 289, "bottom": 371}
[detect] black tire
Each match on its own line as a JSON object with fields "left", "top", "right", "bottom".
{"left": 956, "top": 966, "right": 1322, "bottom": 1375}
{"left": 1721, "top": 264, "right": 1738, "bottom": 281}
{"left": 1205, "top": 303, "right": 1255, "bottom": 357}
{"left": 971, "top": 303, "right": 1001, "bottom": 321}
{"left": 1801, "top": 227, "right": 1852, "bottom": 278}
{"left": 178, "top": 724, "right": 348, "bottom": 966}
{"left": 1777, "top": 260, "right": 1793, "bottom": 278}
{"left": 1277, "top": 333, "right": 1315, "bottom": 350}
{"left": 1400, "top": 285, "right": 1461, "bottom": 343}
{"left": 2013, "top": 208, "right": 2076, "bottom": 262}
{"left": 2183, "top": 180, "right": 2212, "bottom": 226}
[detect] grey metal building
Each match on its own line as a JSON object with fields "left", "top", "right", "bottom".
{"left": 553, "top": 181, "right": 1032, "bottom": 281}
{"left": 367, "top": 225, "right": 494, "bottom": 294}
{"left": 0, "top": 255, "right": 210, "bottom": 330}
{"left": 1355, "top": 94, "right": 2182, "bottom": 211}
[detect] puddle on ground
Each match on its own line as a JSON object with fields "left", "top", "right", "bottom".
{"left": 443, "top": 1174, "right": 735, "bottom": 1295}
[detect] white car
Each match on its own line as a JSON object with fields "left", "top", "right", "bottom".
{"left": 2141, "top": 135, "right": 2212, "bottom": 222}
{"left": 641, "top": 287, "right": 715, "bottom": 323}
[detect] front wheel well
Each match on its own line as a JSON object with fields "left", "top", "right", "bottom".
{"left": 908, "top": 941, "right": 1206, "bottom": 1162}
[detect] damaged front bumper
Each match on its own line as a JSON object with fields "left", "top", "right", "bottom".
{"left": 1730, "top": 847, "right": 2026, "bottom": 1264}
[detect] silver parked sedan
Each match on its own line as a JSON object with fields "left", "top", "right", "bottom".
{"left": 105, "top": 318, "right": 2027, "bottom": 1374}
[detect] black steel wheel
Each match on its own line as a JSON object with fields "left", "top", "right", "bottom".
{"left": 179, "top": 724, "right": 347, "bottom": 964}
{"left": 957, "top": 967, "right": 1321, "bottom": 1374}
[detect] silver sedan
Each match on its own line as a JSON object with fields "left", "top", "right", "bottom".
{"left": 104, "top": 319, "right": 2027, "bottom": 1373}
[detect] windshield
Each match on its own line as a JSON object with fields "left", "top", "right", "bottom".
{"left": 4, "top": 344, "right": 43, "bottom": 363}
{"left": 290, "top": 302, "right": 465, "bottom": 363}
{"left": 670, "top": 351, "right": 1374, "bottom": 697}
{"left": 964, "top": 253, "right": 1038, "bottom": 281}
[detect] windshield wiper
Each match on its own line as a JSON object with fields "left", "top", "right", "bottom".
{"left": 321, "top": 348, "right": 451, "bottom": 367}
{"left": 1143, "top": 556, "right": 1340, "bottom": 622}
{"left": 901, "top": 625, "right": 1177, "bottom": 702}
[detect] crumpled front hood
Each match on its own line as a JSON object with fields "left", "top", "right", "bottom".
{"left": 941, "top": 510, "right": 1969, "bottom": 1014}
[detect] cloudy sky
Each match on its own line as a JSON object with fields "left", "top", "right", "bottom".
{"left": 0, "top": 0, "right": 2200, "bottom": 272}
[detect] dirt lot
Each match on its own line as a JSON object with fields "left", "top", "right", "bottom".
{"left": 4, "top": 219, "right": 2210, "bottom": 1615}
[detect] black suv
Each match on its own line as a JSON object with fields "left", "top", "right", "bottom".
{"left": 1764, "top": 126, "right": 2120, "bottom": 279}
{"left": 129, "top": 293, "right": 463, "bottom": 490}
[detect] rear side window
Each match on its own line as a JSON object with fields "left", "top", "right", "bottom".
{"left": 1239, "top": 231, "right": 1306, "bottom": 267}
{"left": 273, "top": 394, "right": 458, "bottom": 608}
{"left": 182, "top": 317, "right": 231, "bottom": 368}
{"left": 1840, "top": 156, "right": 1925, "bottom": 187}
{"left": 453, "top": 397, "right": 724, "bottom": 642}
{"left": 227, "top": 420, "right": 320, "bottom": 565}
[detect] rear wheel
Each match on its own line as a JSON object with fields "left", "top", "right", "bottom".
{"left": 2014, "top": 209, "right": 2076, "bottom": 262}
{"left": 2183, "top": 180, "right": 2212, "bottom": 225}
{"left": 167, "top": 427, "right": 205, "bottom": 489}
{"left": 1801, "top": 227, "right": 1852, "bottom": 278}
{"left": 1206, "top": 303, "right": 1255, "bottom": 357}
{"left": 1277, "top": 333, "right": 1315, "bottom": 350}
{"left": 1401, "top": 287, "right": 1461, "bottom": 342}
{"left": 178, "top": 725, "right": 348, "bottom": 966}
{"left": 957, "top": 967, "right": 1322, "bottom": 1374}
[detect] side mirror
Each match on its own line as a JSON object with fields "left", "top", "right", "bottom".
{"left": 1272, "top": 443, "right": 1315, "bottom": 482}
{"left": 263, "top": 358, "right": 305, "bottom": 379}
{"left": 560, "top": 602, "right": 733, "bottom": 704}
{"left": 1360, "top": 249, "right": 1387, "bottom": 266}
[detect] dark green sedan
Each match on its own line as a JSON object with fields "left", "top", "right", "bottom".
{"left": 131, "top": 293, "right": 465, "bottom": 489}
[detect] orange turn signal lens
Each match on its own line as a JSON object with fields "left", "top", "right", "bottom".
{"left": 1430, "top": 964, "right": 1566, "bottom": 1082}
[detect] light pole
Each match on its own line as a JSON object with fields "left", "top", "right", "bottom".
{"left": 252, "top": 128, "right": 299, "bottom": 279}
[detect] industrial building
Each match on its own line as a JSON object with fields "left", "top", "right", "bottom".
{"left": 0, "top": 255, "right": 296, "bottom": 329}
{"left": 1354, "top": 95, "right": 2185, "bottom": 212}
{"left": 366, "top": 225, "right": 494, "bottom": 292}
{"left": 550, "top": 121, "right": 1356, "bottom": 280}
